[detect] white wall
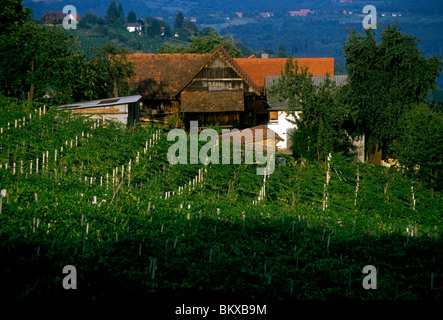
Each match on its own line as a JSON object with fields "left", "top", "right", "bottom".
{"left": 266, "top": 111, "right": 300, "bottom": 149}
{"left": 266, "top": 111, "right": 366, "bottom": 162}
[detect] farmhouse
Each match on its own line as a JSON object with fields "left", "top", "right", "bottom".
{"left": 126, "top": 46, "right": 335, "bottom": 132}
{"left": 126, "top": 46, "right": 262, "bottom": 129}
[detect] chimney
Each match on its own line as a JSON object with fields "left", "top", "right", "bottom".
{"left": 261, "top": 53, "right": 269, "bottom": 59}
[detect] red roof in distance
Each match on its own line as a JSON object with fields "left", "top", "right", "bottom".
{"left": 234, "top": 57, "right": 335, "bottom": 87}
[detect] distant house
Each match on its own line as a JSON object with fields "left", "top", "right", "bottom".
{"left": 288, "top": 9, "right": 313, "bottom": 17}
{"left": 58, "top": 95, "right": 142, "bottom": 127}
{"left": 42, "top": 11, "right": 81, "bottom": 25}
{"left": 259, "top": 12, "right": 274, "bottom": 18}
{"left": 126, "top": 22, "right": 143, "bottom": 33}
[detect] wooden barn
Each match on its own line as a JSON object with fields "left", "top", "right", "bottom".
{"left": 127, "top": 46, "right": 262, "bottom": 129}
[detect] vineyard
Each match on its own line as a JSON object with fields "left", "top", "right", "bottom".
{"left": 0, "top": 96, "right": 442, "bottom": 306}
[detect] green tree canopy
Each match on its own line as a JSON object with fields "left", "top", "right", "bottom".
{"left": 145, "top": 17, "right": 161, "bottom": 38}
{"left": 268, "top": 57, "right": 352, "bottom": 161}
{"left": 158, "top": 29, "right": 242, "bottom": 58}
{"left": 127, "top": 10, "right": 137, "bottom": 23}
{"left": 105, "top": 0, "right": 118, "bottom": 27}
{"left": 81, "top": 12, "right": 105, "bottom": 25}
{"left": 278, "top": 43, "right": 288, "bottom": 58}
{"left": 174, "top": 10, "right": 184, "bottom": 30}
{"left": 342, "top": 24, "right": 442, "bottom": 163}
{"left": 116, "top": 2, "right": 125, "bottom": 27}
{"left": 100, "top": 43, "right": 135, "bottom": 97}
{"left": 392, "top": 103, "right": 443, "bottom": 191}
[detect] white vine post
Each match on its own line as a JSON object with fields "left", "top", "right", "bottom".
{"left": 323, "top": 153, "right": 331, "bottom": 211}
{"left": 411, "top": 185, "right": 416, "bottom": 211}
{"left": 355, "top": 163, "right": 359, "bottom": 207}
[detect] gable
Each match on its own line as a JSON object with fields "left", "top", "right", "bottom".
{"left": 185, "top": 55, "right": 246, "bottom": 92}
{"left": 178, "top": 46, "right": 261, "bottom": 95}
{"left": 127, "top": 46, "right": 261, "bottom": 100}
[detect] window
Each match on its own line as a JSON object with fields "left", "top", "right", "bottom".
{"left": 269, "top": 111, "right": 278, "bottom": 121}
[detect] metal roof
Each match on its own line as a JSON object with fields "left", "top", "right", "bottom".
{"left": 58, "top": 95, "right": 142, "bottom": 110}
{"left": 265, "top": 75, "right": 348, "bottom": 111}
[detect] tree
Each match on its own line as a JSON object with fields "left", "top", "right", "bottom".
{"left": 105, "top": 0, "right": 118, "bottom": 27}
{"left": 174, "top": 10, "right": 184, "bottom": 30}
{"left": 0, "top": 0, "right": 31, "bottom": 33}
{"left": 0, "top": 0, "right": 32, "bottom": 97}
{"left": 342, "top": 24, "right": 442, "bottom": 164}
{"left": 97, "top": 43, "right": 135, "bottom": 97}
{"left": 116, "top": 2, "right": 125, "bottom": 27}
{"left": 268, "top": 57, "right": 352, "bottom": 161}
{"left": 158, "top": 29, "right": 243, "bottom": 58}
{"left": 81, "top": 12, "right": 105, "bottom": 25}
{"left": 0, "top": 0, "right": 136, "bottom": 103}
{"left": 22, "top": 22, "right": 84, "bottom": 103}
{"left": 392, "top": 103, "right": 443, "bottom": 191}
{"left": 278, "top": 43, "right": 288, "bottom": 58}
{"left": 145, "top": 17, "right": 161, "bottom": 38}
{"left": 127, "top": 10, "right": 137, "bottom": 23}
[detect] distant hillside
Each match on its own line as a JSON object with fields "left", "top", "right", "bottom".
{"left": 23, "top": 0, "right": 443, "bottom": 20}
{"left": 72, "top": 23, "right": 188, "bottom": 55}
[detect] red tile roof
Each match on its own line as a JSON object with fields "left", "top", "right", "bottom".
{"left": 127, "top": 53, "right": 212, "bottom": 99}
{"left": 234, "top": 58, "right": 335, "bottom": 87}
{"left": 126, "top": 48, "right": 334, "bottom": 100}
{"left": 127, "top": 46, "right": 262, "bottom": 99}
